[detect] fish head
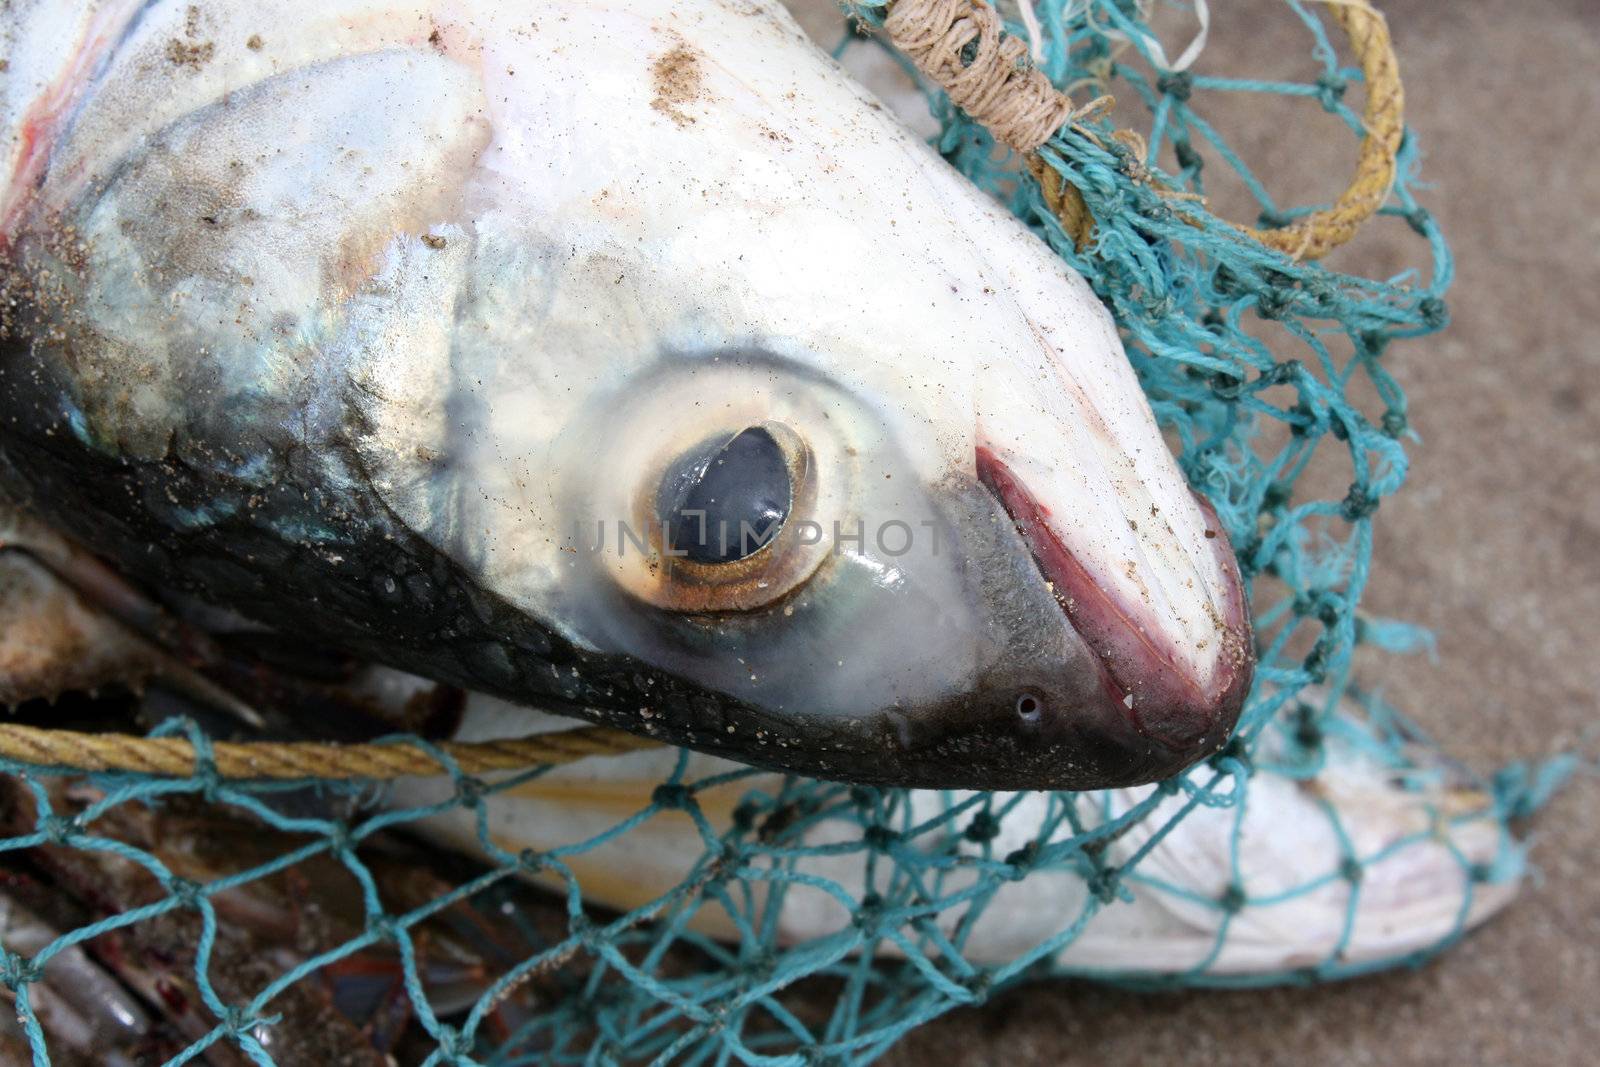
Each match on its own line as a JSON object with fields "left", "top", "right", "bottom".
{"left": 0, "top": 0, "right": 1250, "bottom": 788}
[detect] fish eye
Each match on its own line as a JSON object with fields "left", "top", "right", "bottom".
{"left": 598, "top": 416, "right": 831, "bottom": 614}
{"left": 575, "top": 358, "right": 858, "bottom": 616}
{"left": 658, "top": 427, "right": 791, "bottom": 564}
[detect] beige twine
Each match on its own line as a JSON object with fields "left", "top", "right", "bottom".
{"left": 884, "top": 0, "right": 1078, "bottom": 153}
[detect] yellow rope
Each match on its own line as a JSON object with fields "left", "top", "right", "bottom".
{"left": 0, "top": 721, "right": 661, "bottom": 779}
{"left": 1242, "top": 1, "right": 1403, "bottom": 259}
{"left": 880, "top": 0, "right": 1404, "bottom": 261}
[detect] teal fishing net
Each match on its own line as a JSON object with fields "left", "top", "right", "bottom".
{"left": 0, "top": 1, "right": 1568, "bottom": 1063}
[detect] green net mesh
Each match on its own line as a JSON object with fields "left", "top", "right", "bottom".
{"left": 0, "top": 2, "right": 1572, "bottom": 1063}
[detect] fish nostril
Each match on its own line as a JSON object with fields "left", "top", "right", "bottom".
{"left": 1015, "top": 692, "right": 1043, "bottom": 724}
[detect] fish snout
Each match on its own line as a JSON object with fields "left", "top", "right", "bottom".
{"left": 975, "top": 445, "right": 1254, "bottom": 777}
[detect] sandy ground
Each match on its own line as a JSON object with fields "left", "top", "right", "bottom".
{"left": 880, "top": 1, "right": 1600, "bottom": 1063}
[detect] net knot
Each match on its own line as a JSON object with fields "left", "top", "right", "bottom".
{"left": 434, "top": 1023, "right": 474, "bottom": 1061}
{"left": 1294, "top": 704, "right": 1325, "bottom": 750}
{"left": 1340, "top": 484, "right": 1380, "bottom": 521}
{"left": 1420, "top": 296, "right": 1449, "bottom": 328}
{"left": 0, "top": 951, "right": 41, "bottom": 990}
{"left": 1086, "top": 866, "right": 1122, "bottom": 903}
{"left": 220, "top": 1005, "right": 276, "bottom": 1040}
{"left": 706, "top": 841, "right": 741, "bottom": 882}
{"left": 651, "top": 783, "right": 691, "bottom": 810}
{"left": 570, "top": 913, "right": 603, "bottom": 950}
{"left": 39, "top": 813, "right": 81, "bottom": 845}
{"left": 851, "top": 892, "right": 886, "bottom": 933}
{"left": 1173, "top": 138, "right": 1204, "bottom": 173}
{"left": 1210, "top": 371, "right": 1246, "bottom": 401}
{"left": 1292, "top": 589, "right": 1338, "bottom": 626}
{"left": 366, "top": 914, "right": 400, "bottom": 944}
{"left": 1315, "top": 72, "right": 1348, "bottom": 109}
{"left": 863, "top": 825, "right": 900, "bottom": 852}
{"left": 1003, "top": 842, "right": 1038, "bottom": 879}
{"left": 1289, "top": 404, "right": 1321, "bottom": 438}
{"left": 326, "top": 821, "right": 355, "bottom": 857}
{"left": 166, "top": 876, "right": 205, "bottom": 910}
{"left": 455, "top": 775, "right": 488, "bottom": 808}
{"left": 741, "top": 951, "right": 778, "bottom": 982}
{"left": 1257, "top": 286, "right": 1297, "bottom": 321}
{"left": 1157, "top": 71, "right": 1194, "bottom": 102}
{"left": 1303, "top": 642, "right": 1331, "bottom": 685}
{"left": 1264, "top": 359, "right": 1305, "bottom": 386}
{"left": 192, "top": 753, "right": 222, "bottom": 802}
{"left": 960, "top": 967, "right": 994, "bottom": 1000}
{"left": 1361, "top": 329, "right": 1392, "bottom": 356}
{"left": 963, "top": 811, "right": 1000, "bottom": 843}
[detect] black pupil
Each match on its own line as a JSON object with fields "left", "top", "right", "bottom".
{"left": 658, "top": 427, "right": 791, "bottom": 565}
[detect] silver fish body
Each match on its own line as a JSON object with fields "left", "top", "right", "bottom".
{"left": 0, "top": 0, "right": 1251, "bottom": 789}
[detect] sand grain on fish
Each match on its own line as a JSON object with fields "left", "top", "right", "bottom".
{"left": 652, "top": 37, "right": 708, "bottom": 127}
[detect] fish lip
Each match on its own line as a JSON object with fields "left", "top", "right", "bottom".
{"left": 975, "top": 445, "right": 1253, "bottom": 760}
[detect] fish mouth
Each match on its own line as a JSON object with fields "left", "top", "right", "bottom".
{"left": 976, "top": 445, "right": 1253, "bottom": 760}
